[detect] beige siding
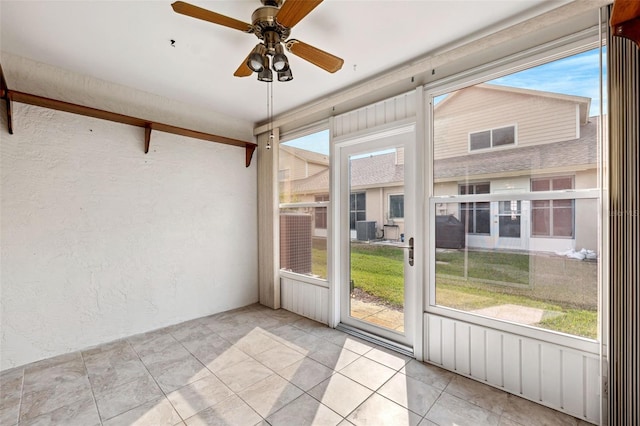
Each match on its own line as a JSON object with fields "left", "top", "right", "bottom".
{"left": 434, "top": 87, "right": 578, "bottom": 159}
{"left": 333, "top": 91, "right": 416, "bottom": 138}
{"left": 279, "top": 150, "right": 310, "bottom": 180}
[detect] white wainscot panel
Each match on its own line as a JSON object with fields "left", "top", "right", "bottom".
{"left": 281, "top": 277, "right": 329, "bottom": 325}
{"left": 333, "top": 91, "right": 416, "bottom": 138}
{"left": 424, "top": 313, "right": 601, "bottom": 424}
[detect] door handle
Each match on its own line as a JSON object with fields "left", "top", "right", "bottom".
{"left": 408, "top": 237, "right": 414, "bottom": 266}
{"left": 397, "top": 237, "right": 414, "bottom": 266}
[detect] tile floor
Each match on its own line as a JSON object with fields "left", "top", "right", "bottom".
{"left": 0, "top": 304, "right": 592, "bottom": 426}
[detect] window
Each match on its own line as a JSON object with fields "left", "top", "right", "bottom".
{"left": 389, "top": 194, "right": 404, "bottom": 219}
{"left": 469, "top": 125, "right": 515, "bottom": 151}
{"left": 350, "top": 192, "right": 366, "bottom": 230}
{"left": 431, "top": 46, "right": 603, "bottom": 341}
{"left": 314, "top": 194, "right": 329, "bottom": 229}
{"left": 459, "top": 183, "right": 490, "bottom": 234}
{"left": 498, "top": 200, "right": 521, "bottom": 238}
{"left": 278, "top": 129, "right": 330, "bottom": 280}
{"left": 531, "top": 177, "right": 574, "bottom": 237}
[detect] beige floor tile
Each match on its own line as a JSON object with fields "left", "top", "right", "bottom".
{"left": 128, "top": 332, "right": 177, "bottom": 358}
{"left": 445, "top": 374, "right": 509, "bottom": 416}
{"left": 0, "top": 367, "right": 24, "bottom": 426}
{"left": 339, "top": 356, "right": 396, "bottom": 391}
{"left": 308, "top": 343, "right": 361, "bottom": 371}
{"left": 265, "top": 324, "right": 309, "bottom": 347}
{"left": 102, "top": 397, "right": 182, "bottom": 426}
{"left": 378, "top": 372, "right": 442, "bottom": 416}
{"left": 232, "top": 329, "right": 282, "bottom": 357}
{"left": 180, "top": 333, "right": 231, "bottom": 361}
{"left": 347, "top": 393, "right": 423, "bottom": 426}
{"left": 85, "top": 357, "right": 149, "bottom": 394}
{"left": 94, "top": 373, "right": 164, "bottom": 421}
{"left": 19, "top": 396, "right": 100, "bottom": 426}
{"left": 20, "top": 374, "right": 93, "bottom": 422}
{"left": 500, "top": 394, "right": 579, "bottom": 426}
{"left": 308, "top": 374, "right": 373, "bottom": 417}
{"left": 253, "top": 342, "right": 305, "bottom": 371}
{"left": 401, "top": 360, "right": 454, "bottom": 390}
{"left": 289, "top": 333, "right": 328, "bottom": 355}
{"left": 292, "top": 317, "right": 329, "bottom": 333}
{"left": 237, "top": 374, "right": 304, "bottom": 418}
{"left": 184, "top": 394, "right": 262, "bottom": 426}
{"left": 166, "top": 375, "right": 234, "bottom": 419}
{"left": 277, "top": 357, "right": 334, "bottom": 391}
{"left": 196, "top": 346, "right": 250, "bottom": 373}
{"left": 148, "top": 353, "right": 212, "bottom": 393}
{"left": 425, "top": 393, "right": 500, "bottom": 426}
{"left": 364, "top": 346, "right": 411, "bottom": 371}
{"left": 22, "top": 356, "right": 87, "bottom": 395}
{"left": 215, "top": 358, "right": 274, "bottom": 392}
{"left": 266, "top": 394, "right": 342, "bottom": 426}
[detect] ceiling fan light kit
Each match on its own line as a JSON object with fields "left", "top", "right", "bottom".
{"left": 171, "top": 0, "right": 344, "bottom": 82}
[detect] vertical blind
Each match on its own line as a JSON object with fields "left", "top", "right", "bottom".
{"left": 608, "top": 7, "right": 640, "bottom": 425}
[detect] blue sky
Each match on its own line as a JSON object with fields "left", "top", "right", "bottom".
{"left": 489, "top": 47, "right": 605, "bottom": 117}
{"left": 284, "top": 47, "right": 605, "bottom": 155}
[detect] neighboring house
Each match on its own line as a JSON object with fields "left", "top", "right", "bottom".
{"left": 282, "top": 84, "right": 599, "bottom": 253}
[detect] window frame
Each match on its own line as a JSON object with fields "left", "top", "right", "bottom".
{"left": 468, "top": 124, "right": 517, "bottom": 152}
{"left": 531, "top": 176, "right": 576, "bottom": 238}
{"left": 425, "top": 36, "right": 604, "bottom": 353}
{"left": 349, "top": 191, "right": 366, "bottom": 230}
{"left": 458, "top": 183, "right": 491, "bottom": 235}
{"left": 388, "top": 193, "right": 405, "bottom": 220}
{"left": 278, "top": 127, "right": 331, "bottom": 283}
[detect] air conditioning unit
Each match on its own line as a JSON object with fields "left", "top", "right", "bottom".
{"left": 356, "top": 221, "right": 377, "bottom": 241}
{"left": 280, "top": 213, "right": 313, "bottom": 274}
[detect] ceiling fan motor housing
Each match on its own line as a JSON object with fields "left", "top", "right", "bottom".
{"left": 252, "top": 6, "right": 291, "bottom": 50}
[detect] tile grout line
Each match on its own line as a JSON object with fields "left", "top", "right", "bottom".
{"left": 124, "top": 338, "right": 187, "bottom": 424}
{"left": 79, "top": 351, "right": 104, "bottom": 425}
{"left": 15, "top": 368, "right": 25, "bottom": 426}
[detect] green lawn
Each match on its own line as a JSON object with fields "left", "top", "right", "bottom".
{"left": 314, "top": 243, "right": 598, "bottom": 339}
{"left": 350, "top": 244, "right": 405, "bottom": 307}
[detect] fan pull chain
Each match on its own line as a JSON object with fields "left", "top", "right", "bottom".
{"left": 266, "top": 80, "right": 274, "bottom": 150}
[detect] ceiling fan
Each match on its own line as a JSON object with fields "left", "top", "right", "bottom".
{"left": 171, "top": 0, "right": 344, "bottom": 82}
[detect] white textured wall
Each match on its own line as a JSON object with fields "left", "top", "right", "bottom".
{"left": 0, "top": 54, "right": 258, "bottom": 370}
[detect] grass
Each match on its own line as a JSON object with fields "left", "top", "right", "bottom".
{"left": 435, "top": 250, "right": 530, "bottom": 284}
{"left": 311, "top": 242, "right": 598, "bottom": 339}
{"left": 350, "top": 244, "right": 405, "bottom": 308}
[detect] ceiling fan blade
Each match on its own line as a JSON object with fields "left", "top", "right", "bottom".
{"left": 285, "top": 39, "right": 343, "bottom": 73}
{"left": 276, "top": 0, "right": 323, "bottom": 28}
{"left": 171, "top": 1, "right": 252, "bottom": 32}
{"left": 234, "top": 54, "right": 253, "bottom": 78}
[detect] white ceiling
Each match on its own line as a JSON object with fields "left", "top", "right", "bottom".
{"left": 0, "top": 1, "right": 570, "bottom": 124}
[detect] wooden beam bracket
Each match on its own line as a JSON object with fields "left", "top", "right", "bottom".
{"left": 245, "top": 144, "right": 257, "bottom": 168}
{"left": 144, "top": 124, "right": 152, "bottom": 154}
{"left": 0, "top": 62, "right": 258, "bottom": 167}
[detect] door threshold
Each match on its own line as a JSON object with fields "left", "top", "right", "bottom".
{"left": 336, "top": 323, "right": 414, "bottom": 358}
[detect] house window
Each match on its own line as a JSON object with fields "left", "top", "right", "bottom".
{"left": 498, "top": 200, "right": 521, "bottom": 238}
{"left": 469, "top": 126, "right": 515, "bottom": 151}
{"left": 350, "top": 192, "right": 366, "bottom": 230}
{"left": 314, "top": 194, "right": 329, "bottom": 229}
{"left": 389, "top": 194, "right": 404, "bottom": 219}
{"left": 459, "top": 183, "right": 490, "bottom": 234}
{"left": 531, "top": 176, "right": 574, "bottom": 237}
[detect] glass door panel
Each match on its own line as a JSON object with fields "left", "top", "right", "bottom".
{"left": 338, "top": 129, "right": 415, "bottom": 348}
